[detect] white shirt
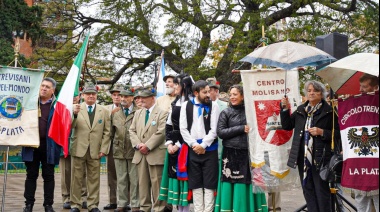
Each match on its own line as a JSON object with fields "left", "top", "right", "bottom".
{"left": 180, "top": 98, "right": 220, "bottom": 149}
{"left": 146, "top": 104, "right": 156, "bottom": 118}
{"left": 124, "top": 104, "right": 134, "bottom": 112}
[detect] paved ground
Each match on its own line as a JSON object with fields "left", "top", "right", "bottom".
{"left": 0, "top": 173, "right": 356, "bottom": 212}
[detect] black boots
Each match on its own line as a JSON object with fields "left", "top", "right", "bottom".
{"left": 44, "top": 205, "right": 55, "bottom": 212}
{"left": 23, "top": 204, "right": 33, "bottom": 212}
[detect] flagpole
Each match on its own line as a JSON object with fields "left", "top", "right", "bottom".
{"left": 154, "top": 50, "right": 164, "bottom": 90}
{"left": 1, "top": 36, "right": 21, "bottom": 212}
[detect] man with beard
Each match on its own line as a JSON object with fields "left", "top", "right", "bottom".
{"left": 157, "top": 74, "right": 176, "bottom": 112}
{"left": 179, "top": 80, "right": 220, "bottom": 212}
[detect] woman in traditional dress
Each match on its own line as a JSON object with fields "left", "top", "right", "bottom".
{"left": 281, "top": 80, "right": 339, "bottom": 212}
{"left": 159, "top": 74, "right": 194, "bottom": 212}
{"left": 215, "top": 85, "right": 267, "bottom": 212}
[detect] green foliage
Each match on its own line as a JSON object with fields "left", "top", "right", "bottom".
{"left": 35, "top": 0, "right": 379, "bottom": 91}
{"left": 0, "top": 38, "right": 31, "bottom": 66}
{"left": 0, "top": 0, "right": 44, "bottom": 66}
{"left": 0, "top": 0, "right": 44, "bottom": 43}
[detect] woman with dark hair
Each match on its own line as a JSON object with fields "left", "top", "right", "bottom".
{"left": 281, "top": 80, "right": 339, "bottom": 212}
{"left": 159, "top": 74, "right": 194, "bottom": 212}
{"left": 215, "top": 85, "right": 267, "bottom": 212}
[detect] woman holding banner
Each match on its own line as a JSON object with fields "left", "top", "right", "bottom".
{"left": 159, "top": 74, "right": 194, "bottom": 212}
{"left": 215, "top": 85, "right": 267, "bottom": 212}
{"left": 281, "top": 80, "right": 340, "bottom": 212}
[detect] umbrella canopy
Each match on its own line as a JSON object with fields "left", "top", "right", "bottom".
{"left": 239, "top": 41, "right": 336, "bottom": 70}
{"left": 317, "top": 53, "right": 379, "bottom": 95}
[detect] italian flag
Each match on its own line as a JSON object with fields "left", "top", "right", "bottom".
{"left": 48, "top": 34, "right": 90, "bottom": 157}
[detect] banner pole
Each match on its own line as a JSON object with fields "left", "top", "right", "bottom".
{"left": 1, "top": 146, "right": 10, "bottom": 212}
{"left": 1, "top": 38, "right": 22, "bottom": 211}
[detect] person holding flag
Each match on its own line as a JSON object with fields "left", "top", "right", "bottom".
{"left": 48, "top": 33, "right": 90, "bottom": 158}
{"left": 69, "top": 82, "right": 111, "bottom": 212}
{"left": 22, "top": 77, "right": 61, "bottom": 212}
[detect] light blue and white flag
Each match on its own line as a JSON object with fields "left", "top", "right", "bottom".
{"left": 156, "top": 52, "right": 166, "bottom": 97}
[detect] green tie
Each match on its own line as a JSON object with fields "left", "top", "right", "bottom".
{"left": 145, "top": 110, "right": 150, "bottom": 125}
{"left": 88, "top": 105, "right": 93, "bottom": 113}
{"left": 124, "top": 108, "right": 129, "bottom": 116}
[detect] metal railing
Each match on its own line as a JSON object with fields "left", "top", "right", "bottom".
{"left": 0, "top": 162, "right": 109, "bottom": 174}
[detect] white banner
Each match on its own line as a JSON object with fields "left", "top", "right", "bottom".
{"left": 241, "top": 69, "right": 301, "bottom": 192}
{"left": 0, "top": 67, "right": 44, "bottom": 146}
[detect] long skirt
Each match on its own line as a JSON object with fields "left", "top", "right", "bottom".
{"left": 215, "top": 147, "right": 268, "bottom": 212}
{"left": 159, "top": 151, "right": 189, "bottom": 206}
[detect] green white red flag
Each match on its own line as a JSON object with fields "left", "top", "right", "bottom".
{"left": 48, "top": 34, "right": 90, "bottom": 157}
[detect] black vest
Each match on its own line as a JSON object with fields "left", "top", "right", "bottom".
{"left": 186, "top": 101, "right": 218, "bottom": 145}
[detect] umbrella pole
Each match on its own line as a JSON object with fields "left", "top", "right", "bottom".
{"left": 284, "top": 71, "right": 287, "bottom": 98}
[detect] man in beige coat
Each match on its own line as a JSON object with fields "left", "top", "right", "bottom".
{"left": 129, "top": 86, "right": 168, "bottom": 212}
{"left": 112, "top": 86, "right": 140, "bottom": 212}
{"left": 104, "top": 84, "right": 123, "bottom": 210}
{"left": 70, "top": 82, "right": 111, "bottom": 212}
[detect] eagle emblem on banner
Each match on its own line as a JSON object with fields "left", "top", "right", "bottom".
{"left": 348, "top": 127, "right": 379, "bottom": 156}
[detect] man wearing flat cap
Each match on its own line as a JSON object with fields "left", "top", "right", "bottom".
{"left": 112, "top": 86, "right": 140, "bottom": 212}
{"left": 157, "top": 74, "right": 176, "bottom": 113}
{"left": 206, "top": 77, "right": 227, "bottom": 160}
{"left": 129, "top": 85, "right": 168, "bottom": 212}
{"left": 70, "top": 82, "right": 111, "bottom": 212}
{"left": 104, "top": 84, "right": 124, "bottom": 210}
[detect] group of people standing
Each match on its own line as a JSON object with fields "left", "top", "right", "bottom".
{"left": 19, "top": 72, "right": 378, "bottom": 212}
{"left": 20, "top": 74, "right": 269, "bottom": 212}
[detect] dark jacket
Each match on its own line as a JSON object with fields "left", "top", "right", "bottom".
{"left": 217, "top": 104, "right": 248, "bottom": 149}
{"left": 22, "top": 98, "right": 61, "bottom": 165}
{"left": 281, "top": 100, "right": 339, "bottom": 169}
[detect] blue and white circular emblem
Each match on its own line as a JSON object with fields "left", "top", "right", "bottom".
{"left": 0, "top": 97, "right": 23, "bottom": 119}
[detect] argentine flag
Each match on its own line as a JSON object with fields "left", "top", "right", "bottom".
{"left": 156, "top": 53, "right": 166, "bottom": 97}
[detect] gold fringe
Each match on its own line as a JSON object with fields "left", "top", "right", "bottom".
{"left": 251, "top": 161, "right": 266, "bottom": 168}
{"left": 270, "top": 169, "right": 290, "bottom": 179}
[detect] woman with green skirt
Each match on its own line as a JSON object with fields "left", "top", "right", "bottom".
{"left": 215, "top": 85, "right": 268, "bottom": 212}
{"left": 159, "top": 74, "right": 194, "bottom": 212}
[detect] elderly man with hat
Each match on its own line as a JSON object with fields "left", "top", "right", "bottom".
{"left": 103, "top": 84, "right": 124, "bottom": 210}
{"left": 157, "top": 74, "right": 176, "bottom": 112}
{"left": 206, "top": 77, "right": 228, "bottom": 160}
{"left": 70, "top": 82, "right": 111, "bottom": 212}
{"left": 129, "top": 85, "right": 168, "bottom": 212}
{"left": 111, "top": 86, "right": 140, "bottom": 212}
